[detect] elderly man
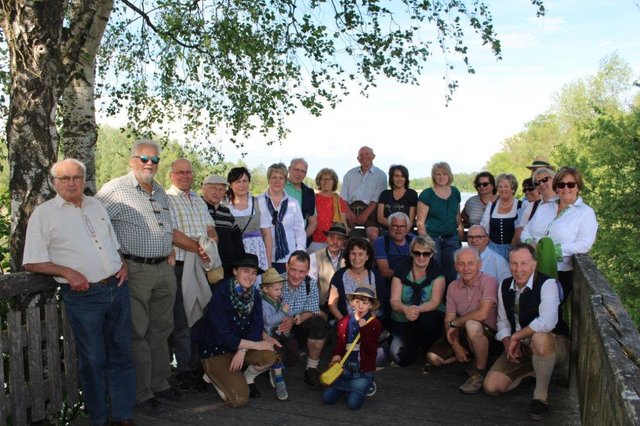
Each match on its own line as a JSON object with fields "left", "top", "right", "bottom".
{"left": 374, "top": 212, "right": 415, "bottom": 279}
{"left": 483, "top": 243, "right": 569, "bottom": 421}
{"left": 202, "top": 174, "right": 246, "bottom": 277}
{"left": 426, "top": 247, "right": 498, "bottom": 395}
{"left": 309, "top": 222, "right": 348, "bottom": 314}
{"left": 96, "top": 140, "right": 179, "bottom": 413}
{"left": 285, "top": 158, "right": 317, "bottom": 247}
{"left": 24, "top": 159, "right": 135, "bottom": 425}
{"left": 467, "top": 225, "right": 510, "bottom": 283}
{"left": 166, "top": 159, "right": 219, "bottom": 390}
{"left": 340, "top": 146, "right": 387, "bottom": 242}
{"left": 278, "top": 250, "right": 328, "bottom": 389}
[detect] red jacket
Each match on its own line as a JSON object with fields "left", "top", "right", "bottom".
{"left": 333, "top": 315, "right": 382, "bottom": 373}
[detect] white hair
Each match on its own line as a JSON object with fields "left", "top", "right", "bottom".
{"left": 131, "top": 139, "right": 161, "bottom": 157}
{"left": 50, "top": 158, "right": 86, "bottom": 178}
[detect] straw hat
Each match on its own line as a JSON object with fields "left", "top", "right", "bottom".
{"left": 346, "top": 286, "right": 380, "bottom": 311}
{"left": 260, "top": 268, "right": 285, "bottom": 287}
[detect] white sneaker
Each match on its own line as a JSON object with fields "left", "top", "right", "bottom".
{"left": 269, "top": 369, "right": 276, "bottom": 388}
{"left": 275, "top": 378, "right": 288, "bottom": 401}
{"left": 366, "top": 380, "right": 377, "bottom": 397}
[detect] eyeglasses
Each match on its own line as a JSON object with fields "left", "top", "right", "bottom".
{"left": 55, "top": 175, "right": 84, "bottom": 183}
{"left": 475, "top": 182, "right": 491, "bottom": 188}
{"left": 556, "top": 181, "right": 577, "bottom": 189}
{"left": 523, "top": 186, "right": 535, "bottom": 192}
{"left": 466, "top": 235, "right": 487, "bottom": 240}
{"left": 412, "top": 250, "right": 433, "bottom": 258}
{"left": 319, "top": 177, "right": 333, "bottom": 181}
{"left": 390, "top": 224, "right": 407, "bottom": 229}
{"left": 534, "top": 176, "right": 551, "bottom": 186}
{"left": 133, "top": 155, "right": 161, "bottom": 165}
{"left": 291, "top": 168, "right": 307, "bottom": 174}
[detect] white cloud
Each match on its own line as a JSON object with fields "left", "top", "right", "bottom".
{"left": 499, "top": 32, "right": 539, "bottom": 50}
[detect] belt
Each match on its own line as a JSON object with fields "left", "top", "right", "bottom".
{"left": 97, "top": 275, "right": 117, "bottom": 285}
{"left": 123, "top": 254, "right": 167, "bottom": 264}
{"left": 175, "top": 260, "right": 184, "bottom": 266}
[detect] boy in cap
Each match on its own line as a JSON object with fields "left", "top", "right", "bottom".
{"left": 323, "top": 286, "right": 383, "bottom": 410}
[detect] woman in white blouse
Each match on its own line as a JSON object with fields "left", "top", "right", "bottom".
{"left": 258, "top": 163, "right": 306, "bottom": 273}
{"left": 521, "top": 167, "right": 598, "bottom": 299}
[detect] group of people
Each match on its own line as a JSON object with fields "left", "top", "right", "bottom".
{"left": 22, "top": 142, "right": 597, "bottom": 424}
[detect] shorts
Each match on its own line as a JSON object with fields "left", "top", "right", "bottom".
{"left": 429, "top": 321, "right": 498, "bottom": 360}
{"left": 488, "top": 334, "right": 569, "bottom": 381}
{"left": 349, "top": 201, "right": 378, "bottom": 228}
{"left": 292, "top": 315, "right": 329, "bottom": 346}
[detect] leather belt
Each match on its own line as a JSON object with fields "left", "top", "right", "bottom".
{"left": 123, "top": 254, "right": 167, "bottom": 264}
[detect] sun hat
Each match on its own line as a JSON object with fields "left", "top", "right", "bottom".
{"left": 346, "top": 286, "right": 380, "bottom": 311}
{"left": 260, "top": 268, "right": 285, "bottom": 287}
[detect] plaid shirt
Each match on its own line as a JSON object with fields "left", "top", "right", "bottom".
{"left": 96, "top": 172, "right": 173, "bottom": 258}
{"left": 166, "top": 185, "right": 215, "bottom": 261}
{"left": 281, "top": 272, "right": 321, "bottom": 315}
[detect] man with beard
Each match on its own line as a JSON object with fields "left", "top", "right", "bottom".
{"left": 97, "top": 140, "right": 181, "bottom": 414}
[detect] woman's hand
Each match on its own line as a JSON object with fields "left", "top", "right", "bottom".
{"left": 404, "top": 305, "right": 420, "bottom": 322}
{"left": 230, "top": 350, "right": 246, "bottom": 372}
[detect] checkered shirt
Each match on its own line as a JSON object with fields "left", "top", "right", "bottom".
{"left": 166, "top": 185, "right": 215, "bottom": 261}
{"left": 281, "top": 272, "right": 321, "bottom": 315}
{"left": 96, "top": 172, "right": 173, "bottom": 257}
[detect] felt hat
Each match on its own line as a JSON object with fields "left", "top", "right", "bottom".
{"left": 324, "top": 222, "right": 348, "bottom": 238}
{"left": 233, "top": 253, "right": 265, "bottom": 275}
{"left": 346, "top": 286, "right": 380, "bottom": 311}
{"left": 526, "top": 156, "right": 554, "bottom": 171}
{"left": 260, "top": 268, "right": 285, "bottom": 287}
{"left": 203, "top": 174, "right": 228, "bottom": 186}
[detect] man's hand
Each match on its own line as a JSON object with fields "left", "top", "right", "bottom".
{"left": 65, "top": 268, "right": 90, "bottom": 292}
{"left": 506, "top": 336, "right": 522, "bottom": 364}
{"left": 115, "top": 262, "right": 128, "bottom": 287}
{"left": 197, "top": 245, "right": 211, "bottom": 263}
{"left": 355, "top": 212, "right": 368, "bottom": 226}
{"left": 293, "top": 314, "right": 302, "bottom": 326}
{"left": 167, "top": 250, "right": 176, "bottom": 266}
{"left": 446, "top": 326, "right": 460, "bottom": 345}
{"left": 264, "top": 336, "right": 282, "bottom": 349}
{"left": 345, "top": 209, "right": 357, "bottom": 227}
{"left": 278, "top": 316, "right": 294, "bottom": 334}
{"left": 452, "top": 342, "right": 470, "bottom": 363}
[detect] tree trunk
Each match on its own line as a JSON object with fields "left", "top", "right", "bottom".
{"left": 60, "top": 0, "right": 114, "bottom": 195}
{"left": 1, "top": 1, "right": 66, "bottom": 270}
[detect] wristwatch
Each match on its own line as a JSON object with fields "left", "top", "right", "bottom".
{"left": 449, "top": 320, "right": 458, "bottom": 328}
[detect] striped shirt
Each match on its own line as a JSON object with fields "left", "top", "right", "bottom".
{"left": 166, "top": 185, "right": 215, "bottom": 261}
{"left": 281, "top": 273, "right": 321, "bottom": 315}
{"left": 96, "top": 172, "right": 173, "bottom": 258}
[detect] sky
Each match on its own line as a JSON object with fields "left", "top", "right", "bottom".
{"left": 102, "top": 0, "right": 640, "bottom": 181}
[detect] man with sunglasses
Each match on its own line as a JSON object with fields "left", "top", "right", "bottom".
{"left": 466, "top": 225, "right": 510, "bottom": 283}
{"left": 426, "top": 247, "right": 499, "bottom": 395}
{"left": 24, "top": 159, "right": 135, "bottom": 425}
{"left": 97, "top": 140, "right": 180, "bottom": 414}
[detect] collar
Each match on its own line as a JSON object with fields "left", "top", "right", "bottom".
{"left": 285, "top": 181, "right": 302, "bottom": 192}
{"left": 509, "top": 273, "right": 534, "bottom": 292}
{"left": 327, "top": 249, "right": 343, "bottom": 261}
{"left": 167, "top": 184, "right": 194, "bottom": 198}
{"left": 53, "top": 193, "right": 86, "bottom": 208}
{"left": 359, "top": 166, "right": 374, "bottom": 175}
{"left": 265, "top": 189, "right": 289, "bottom": 201}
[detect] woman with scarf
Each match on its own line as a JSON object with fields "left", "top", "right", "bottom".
{"left": 389, "top": 235, "right": 445, "bottom": 366}
{"left": 258, "top": 163, "right": 306, "bottom": 273}
{"left": 197, "top": 254, "right": 278, "bottom": 407}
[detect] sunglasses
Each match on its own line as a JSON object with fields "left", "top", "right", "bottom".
{"left": 534, "top": 176, "right": 551, "bottom": 186}
{"left": 523, "top": 186, "right": 535, "bottom": 192}
{"left": 133, "top": 155, "right": 161, "bottom": 165}
{"left": 475, "top": 182, "right": 491, "bottom": 188}
{"left": 466, "top": 235, "right": 487, "bottom": 240}
{"left": 412, "top": 250, "right": 433, "bottom": 258}
{"left": 556, "top": 181, "right": 578, "bottom": 189}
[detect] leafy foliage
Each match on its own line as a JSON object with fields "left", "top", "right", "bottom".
{"left": 96, "top": 0, "right": 544, "bottom": 161}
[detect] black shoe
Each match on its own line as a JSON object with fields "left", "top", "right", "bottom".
{"left": 529, "top": 399, "right": 550, "bottom": 421}
{"left": 135, "top": 397, "right": 162, "bottom": 415}
{"left": 176, "top": 371, "right": 197, "bottom": 391}
{"left": 304, "top": 368, "right": 321, "bottom": 389}
{"left": 248, "top": 382, "right": 261, "bottom": 398}
{"left": 156, "top": 386, "right": 185, "bottom": 401}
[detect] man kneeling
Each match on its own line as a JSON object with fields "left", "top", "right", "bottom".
{"left": 483, "top": 243, "right": 569, "bottom": 421}
{"left": 426, "top": 247, "right": 498, "bottom": 394}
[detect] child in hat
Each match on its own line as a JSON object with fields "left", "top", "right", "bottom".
{"left": 323, "top": 286, "right": 382, "bottom": 410}
{"left": 260, "top": 268, "right": 299, "bottom": 401}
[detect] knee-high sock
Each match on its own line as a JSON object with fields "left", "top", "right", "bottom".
{"left": 532, "top": 353, "right": 556, "bottom": 402}
{"left": 244, "top": 365, "right": 261, "bottom": 384}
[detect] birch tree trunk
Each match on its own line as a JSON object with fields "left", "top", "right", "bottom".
{"left": 60, "top": 0, "right": 114, "bottom": 195}
{"left": 1, "top": 1, "right": 66, "bottom": 270}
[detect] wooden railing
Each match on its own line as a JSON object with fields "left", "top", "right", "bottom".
{"left": 0, "top": 273, "right": 79, "bottom": 426}
{"left": 572, "top": 254, "right": 640, "bottom": 425}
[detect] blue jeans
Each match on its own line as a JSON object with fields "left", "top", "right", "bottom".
{"left": 323, "top": 367, "right": 373, "bottom": 410}
{"left": 431, "top": 234, "right": 461, "bottom": 284}
{"left": 61, "top": 278, "right": 136, "bottom": 424}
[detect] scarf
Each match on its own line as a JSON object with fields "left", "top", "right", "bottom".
{"left": 230, "top": 280, "right": 255, "bottom": 317}
{"left": 265, "top": 192, "right": 289, "bottom": 260}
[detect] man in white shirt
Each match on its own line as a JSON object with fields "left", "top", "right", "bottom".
{"left": 24, "top": 159, "right": 134, "bottom": 425}
{"left": 467, "top": 225, "right": 510, "bottom": 283}
{"left": 483, "top": 243, "right": 569, "bottom": 421}
{"left": 340, "top": 146, "right": 387, "bottom": 242}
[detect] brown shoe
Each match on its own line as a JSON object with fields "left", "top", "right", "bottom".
{"left": 459, "top": 372, "right": 484, "bottom": 395}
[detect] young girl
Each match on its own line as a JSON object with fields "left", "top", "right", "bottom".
{"left": 323, "top": 286, "right": 383, "bottom": 410}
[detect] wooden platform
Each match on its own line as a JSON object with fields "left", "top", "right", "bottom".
{"left": 72, "top": 356, "right": 580, "bottom": 425}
